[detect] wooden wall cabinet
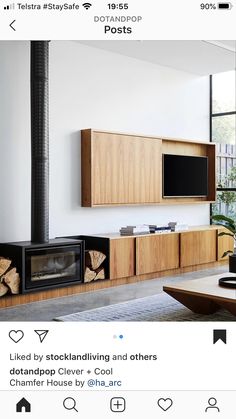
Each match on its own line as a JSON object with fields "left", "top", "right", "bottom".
{"left": 136, "top": 234, "right": 179, "bottom": 275}
{"left": 180, "top": 230, "right": 217, "bottom": 267}
{"left": 81, "top": 129, "right": 216, "bottom": 207}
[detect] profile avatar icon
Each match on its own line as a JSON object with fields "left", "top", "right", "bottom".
{"left": 205, "top": 397, "right": 220, "bottom": 412}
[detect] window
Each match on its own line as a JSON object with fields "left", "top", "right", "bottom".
{"left": 210, "top": 70, "right": 236, "bottom": 221}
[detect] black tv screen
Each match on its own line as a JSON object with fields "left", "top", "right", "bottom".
{"left": 163, "top": 154, "right": 208, "bottom": 197}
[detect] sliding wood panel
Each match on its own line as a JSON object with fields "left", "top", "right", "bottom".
{"left": 136, "top": 234, "right": 179, "bottom": 275}
{"left": 109, "top": 238, "right": 135, "bottom": 279}
{"left": 92, "top": 132, "right": 162, "bottom": 205}
{"left": 180, "top": 230, "right": 216, "bottom": 267}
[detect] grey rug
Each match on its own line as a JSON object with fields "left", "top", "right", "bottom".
{"left": 54, "top": 292, "right": 235, "bottom": 322}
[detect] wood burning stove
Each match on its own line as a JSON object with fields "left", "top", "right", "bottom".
{"left": 0, "top": 239, "right": 84, "bottom": 293}
{"left": 0, "top": 42, "right": 85, "bottom": 295}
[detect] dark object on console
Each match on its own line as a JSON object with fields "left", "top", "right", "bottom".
{"left": 219, "top": 276, "right": 236, "bottom": 289}
{"left": 31, "top": 41, "right": 50, "bottom": 244}
{"left": 219, "top": 255, "right": 236, "bottom": 288}
{"left": 0, "top": 239, "right": 84, "bottom": 293}
{"left": 229, "top": 254, "right": 236, "bottom": 273}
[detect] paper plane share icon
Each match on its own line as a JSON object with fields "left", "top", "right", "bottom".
{"left": 34, "top": 330, "right": 49, "bottom": 343}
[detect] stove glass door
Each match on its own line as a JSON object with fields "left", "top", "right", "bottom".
{"left": 25, "top": 245, "right": 82, "bottom": 290}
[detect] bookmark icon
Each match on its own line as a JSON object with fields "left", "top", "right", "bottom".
{"left": 213, "top": 329, "right": 227, "bottom": 344}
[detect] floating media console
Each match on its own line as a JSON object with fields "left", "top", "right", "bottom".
{"left": 0, "top": 225, "right": 232, "bottom": 309}
{"left": 81, "top": 129, "right": 216, "bottom": 207}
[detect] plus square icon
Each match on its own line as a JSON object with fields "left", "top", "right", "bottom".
{"left": 110, "top": 397, "right": 126, "bottom": 412}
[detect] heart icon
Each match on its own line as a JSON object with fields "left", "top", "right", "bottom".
{"left": 157, "top": 398, "right": 173, "bottom": 411}
{"left": 9, "top": 330, "right": 24, "bottom": 343}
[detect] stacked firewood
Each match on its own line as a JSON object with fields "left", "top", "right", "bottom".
{"left": 84, "top": 250, "right": 106, "bottom": 283}
{"left": 0, "top": 257, "right": 20, "bottom": 297}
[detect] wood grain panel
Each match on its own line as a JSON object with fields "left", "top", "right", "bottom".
{"left": 207, "top": 144, "right": 216, "bottom": 201}
{"left": 162, "top": 140, "right": 208, "bottom": 156}
{"left": 109, "top": 238, "right": 135, "bottom": 279}
{"left": 164, "top": 273, "right": 236, "bottom": 300}
{"left": 180, "top": 230, "right": 217, "bottom": 267}
{"left": 81, "top": 129, "right": 92, "bottom": 206}
{"left": 136, "top": 234, "right": 179, "bottom": 275}
{"left": 92, "top": 132, "right": 162, "bottom": 205}
{"left": 217, "top": 227, "right": 234, "bottom": 261}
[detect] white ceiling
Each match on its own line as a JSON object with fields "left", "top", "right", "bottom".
{"left": 78, "top": 40, "right": 236, "bottom": 76}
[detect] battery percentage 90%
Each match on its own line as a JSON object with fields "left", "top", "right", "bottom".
{"left": 200, "top": 3, "right": 217, "bottom": 9}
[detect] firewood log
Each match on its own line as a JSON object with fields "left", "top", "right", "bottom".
{"left": 85, "top": 250, "right": 106, "bottom": 270}
{"left": 94, "top": 267, "right": 105, "bottom": 281}
{"left": 0, "top": 281, "right": 8, "bottom": 297}
{"left": 84, "top": 267, "right": 97, "bottom": 283}
{"left": 0, "top": 257, "right": 11, "bottom": 276}
{"left": 2, "top": 268, "right": 20, "bottom": 294}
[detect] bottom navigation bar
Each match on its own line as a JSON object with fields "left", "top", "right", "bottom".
{"left": 1, "top": 391, "right": 236, "bottom": 418}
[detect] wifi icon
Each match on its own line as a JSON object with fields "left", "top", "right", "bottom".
{"left": 82, "top": 2, "right": 92, "bottom": 9}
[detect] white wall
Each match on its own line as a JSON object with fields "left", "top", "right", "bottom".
{"left": 0, "top": 41, "right": 210, "bottom": 242}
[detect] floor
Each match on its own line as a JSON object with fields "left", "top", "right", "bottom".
{"left": 0, "top": 265, "right": 228, "bottom": 321}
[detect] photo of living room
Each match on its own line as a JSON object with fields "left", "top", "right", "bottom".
{"left": 0, "top": 40, "right": 235, "bottom": 321}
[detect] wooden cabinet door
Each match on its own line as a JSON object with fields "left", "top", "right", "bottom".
{"left": 92, "top": 132, "right": 162, "bottom": 205}
{"left": 180, "top": 230, "right": 216, "bottom": 267}
{"left": 109, "top": 238, "right": 135, "bottom": 279}
{"left": 136, "top": 234, "right": 179, "bottom": 275}
{"left": 217, "top": 228, "right": 234, "bottom": 261}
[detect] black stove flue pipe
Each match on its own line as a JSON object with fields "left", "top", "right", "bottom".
{"left": 31, "top": 41, "right": 49, "bottom": 243}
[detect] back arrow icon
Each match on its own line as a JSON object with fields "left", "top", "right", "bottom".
{"left": 10, "top": 20, "right": 16, "bottom": 31}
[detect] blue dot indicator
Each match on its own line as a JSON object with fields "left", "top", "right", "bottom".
{"left": 119, "top": 335, "right": 124, "bottom": 339}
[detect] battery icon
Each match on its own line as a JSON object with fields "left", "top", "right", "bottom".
{"left": 218, "top": 2, "right": 233, "bottom": 8}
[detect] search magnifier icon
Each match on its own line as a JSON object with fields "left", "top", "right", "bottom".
{"left": 63, "top": 397, "right": 78, "bottom": 412}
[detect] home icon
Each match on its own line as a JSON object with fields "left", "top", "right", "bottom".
{"left": 16, "top": 398, "right": 31, "bottom": 413}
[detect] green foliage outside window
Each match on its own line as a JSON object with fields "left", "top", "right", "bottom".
{"left": 212, "top": 166, "right": 236, "bottom": 221}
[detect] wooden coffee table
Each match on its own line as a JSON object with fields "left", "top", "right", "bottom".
{"left": 163, "top": 273, "right": 236, "bottom": 316}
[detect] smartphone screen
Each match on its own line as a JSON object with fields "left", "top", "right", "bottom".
{"left": 0, "top": 1, "right": 236, "bottom": 417}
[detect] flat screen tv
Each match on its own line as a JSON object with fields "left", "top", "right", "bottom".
{"left": 163, "top": 154, "right": 208, "bottom": 197}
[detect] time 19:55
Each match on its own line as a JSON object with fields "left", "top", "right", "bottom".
{"left": 108, "top": 3, "right": 129, "bottom": 9}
